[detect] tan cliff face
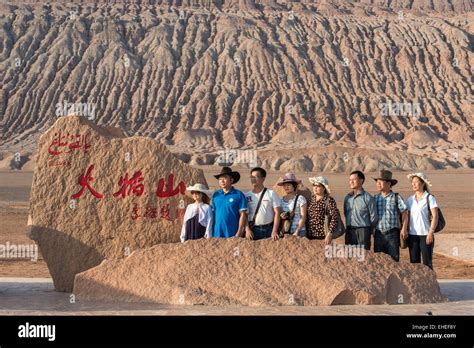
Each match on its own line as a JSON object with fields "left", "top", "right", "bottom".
{"left": 0, "top": 0, "right": 472, "bottom": 172}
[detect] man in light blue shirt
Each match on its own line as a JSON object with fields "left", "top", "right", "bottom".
{"left": 344, "top": 170, "right": 378, "bottom": 250}
{"left": 211, "top": 167, "right": 248, "bottom": 238}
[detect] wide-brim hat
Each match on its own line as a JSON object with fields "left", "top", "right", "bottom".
{"left": 407, "top": 172, "right": 432, "bottom": 192}
{"left": 185, "top": 183, "right": 212, "bottom": 198}
{"left": 308, "top": 176, "right": 331, "bottom": 194}
{"left": 214, "top": 166, "right": 240, "bottom": 184}
{"left": 277, "top": 172, "right": 302, "bottom": 186}
{"left": 372, "top": 169, "right": 398, "bottom": 186}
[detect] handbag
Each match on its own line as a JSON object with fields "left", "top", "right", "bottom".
{"left": 279, "top": 194, "right": 299, "bottom": 237}
{"left": 323, "top": 196, "right": 345, "bottom": 239}
{"left": 427, "top": 194, "right": 445, "bottom": 233}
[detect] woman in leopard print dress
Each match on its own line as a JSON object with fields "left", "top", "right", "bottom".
{"left": 307, "top": 176, "right": 339, "bottom": 245}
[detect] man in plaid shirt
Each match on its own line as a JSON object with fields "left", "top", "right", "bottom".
{"left": 373, "top": 170, "right": 408, "bottom": 261}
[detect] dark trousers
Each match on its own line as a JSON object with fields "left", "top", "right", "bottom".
{"left": 408, "top": 235, "right": 434, "bottom": 269}
{"left": 345, "top": 226, "right": 371, "bottom": 250}
{"left": 374, "top": 228, "right": 400, "bottom": 262}
{"left": 251, "top": 223, "right": 274, "bottom": 240}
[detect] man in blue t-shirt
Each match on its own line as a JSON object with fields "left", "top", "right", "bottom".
{"left": 211, "top": 167, "right": 248, "bottom": 238}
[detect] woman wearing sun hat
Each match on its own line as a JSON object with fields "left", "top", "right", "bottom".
{"left": 306, "top": 176, "right": 339, "bottom": 245}
{"left": 180, "top": 183, "right": 213, "bottom": 242}
{"left": 277, "top": 172, "right": 307, "bottom": 237}
{"left": 405, "top": 172, "right": 439, "bottom": 269}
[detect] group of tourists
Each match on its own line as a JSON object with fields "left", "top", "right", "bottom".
{"left": 180, "top": 166, "right": 441, "bottom": 270}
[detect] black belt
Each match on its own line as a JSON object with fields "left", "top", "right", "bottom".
{"left": 253, "top": 222, "right": 273, "bottom": 228}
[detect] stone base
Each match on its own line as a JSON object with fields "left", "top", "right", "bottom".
{"left": 74, "top": 237, "right": 447, "bottom": 306}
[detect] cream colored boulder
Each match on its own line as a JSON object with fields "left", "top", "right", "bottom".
{"left": 28, "top": 115, "right": 207, "bottom": 292}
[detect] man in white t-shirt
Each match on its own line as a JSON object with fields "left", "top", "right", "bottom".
{"left": 245, "top": 167, "right": 281, "bottom": 240}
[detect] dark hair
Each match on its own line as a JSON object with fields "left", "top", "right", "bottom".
{"left": 411, "top": 176, "right": 427, "bottom": 192}
{"left": 281, "top": 181, "right": 298, "bottom": 192}
{"left": 313, "top": 184, "right": 328, "bottom": 194}
{"left": 251, "top": 167, "right": 267, "bottom": 178}
{"left": 350, "top": 170, "right": 365, "bottom": 183}
{"left": 193, "top": 191, "right": 210, "bottom": 205}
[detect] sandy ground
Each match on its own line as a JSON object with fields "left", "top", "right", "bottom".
{"left": 0, "top": 169, "right": 473, "bottom": 279}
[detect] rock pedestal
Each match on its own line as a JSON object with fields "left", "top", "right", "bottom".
{"left": 74, "top": 237, "right": 446, "bottom": 306}
{"left": 28, "top": 115, "right": 207, "bottom": 292}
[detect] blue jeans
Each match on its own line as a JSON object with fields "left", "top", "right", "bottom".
{"left": 374, "top": 228, "right": 400, "bottom": 262}
{"left": 251, "top": 223, "right": 274, "bottom": 240}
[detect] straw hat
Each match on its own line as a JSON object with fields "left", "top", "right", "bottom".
{"left": 407, "top": 172, "right": 432, "bottom": 192}
{"left": 308, "top": 176, "right": 331, "bottom": 194}
{"left": 185, "top": 183, "right": 212, "bottom": 198}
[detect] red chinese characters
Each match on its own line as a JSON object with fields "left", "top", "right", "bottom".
{"left": 156, "top": 174, "right": 186, "bottom": 198}
{"left": 144, "top": 206, "right": 158, "bottom": 219}
{"left": 130, "top": 204, "right": 180, "bottom": 221}
{"left": 113, "top": 171, "right": 145, "bottom": 198}
{"left": 71, "top": 164, "right": 104, "bottom": 199}
{"left": 176, "top": 208, "right": 185, "bottom": 222}
{"left": 159, "top": 204, "right": 172, "bottom": 221}
{"left": 131, "top": 204, "right": 140, "bottom": 220}
{"left": 71, "top": 165, "right": 188, "bottom": 221}
{"left": 176, "top": 199, "right": 186, "bottom": 222}
{"left": 131, "top": 203, "right": 184, "bottom": 222}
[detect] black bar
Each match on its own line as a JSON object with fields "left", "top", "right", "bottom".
{"left": 0, "top": 315, "right": 472, "bottom": 346}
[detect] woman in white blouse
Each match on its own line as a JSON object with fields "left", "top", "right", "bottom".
{"left": 180, "top": 184, "right": 213, "bottom": 243}
{"left": 403, "top": 173, "right": 439, "bottom": 269}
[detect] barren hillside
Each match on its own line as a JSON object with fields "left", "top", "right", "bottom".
{"left": 0, "top": 0, "right": 472, "bottom": 171}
